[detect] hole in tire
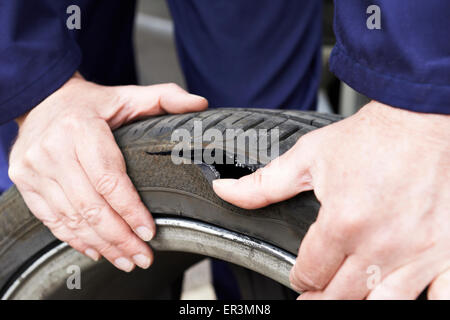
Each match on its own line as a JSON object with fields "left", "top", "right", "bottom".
{"left": 147, "top": 149, "right": 256, "bottom": 180}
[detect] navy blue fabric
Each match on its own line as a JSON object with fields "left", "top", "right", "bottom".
{"left": 211, "top": 259, "right": 242, "bottom": 300}
{"left": 0, "top": 0, "right": 137, "bottom": 124}
{"left": 0, "top": 0, "right": 137, "bottom": 192}
{"left": 167, "top": 0, "right": 322, "bottom": 111}
{"left": 331, "top": 0, "right": 450, "bottom": 115}
{"left": 0, "top": 122, "right": 17, "bottom": 192}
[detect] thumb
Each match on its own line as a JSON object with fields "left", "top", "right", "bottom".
{"left": 213, "top": 137, "right": 315, "bottom": 209}
{"left": 101, "top": 83, "right": 208, "bottom": 127}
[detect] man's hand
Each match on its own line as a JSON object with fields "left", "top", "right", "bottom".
{"left": 213, "top": 101, "right": 450, "bottom": 299}
{"left": 9, "top": 73, "right": 208, "bottom": 271}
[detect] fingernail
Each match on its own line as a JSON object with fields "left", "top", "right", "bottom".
{"left": 85, "top": 248, "right": 100, "bottom": 261}
{"left": 133, "top": 254, "right": 152, "bottom": 269}
{"left": 136, "top": 226, "right": 154, "bottom": 241}
{"left": 114, "top": 257, "right": 134, "bottom": 272}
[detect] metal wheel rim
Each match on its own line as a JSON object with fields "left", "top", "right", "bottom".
{"left": 2, "top": 217, "right": 297, "bottom": 299}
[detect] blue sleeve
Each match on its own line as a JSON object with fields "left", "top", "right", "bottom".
{"left": 330, "top": 0, "right": 450, "bottom": 115}
{"left": 0, "top": 1, "right": 81, "bottom": 124}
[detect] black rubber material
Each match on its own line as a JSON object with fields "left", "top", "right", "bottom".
{"left": 0, "top": 108, "right": 342, "bottom": 295}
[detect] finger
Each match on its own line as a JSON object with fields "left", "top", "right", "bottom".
{"left": 103, "top": 83, "right": 208, "bottom": 127}
{"left": 213, "top": 136, "right": 316, "bottom": 209}
{"left": 18, "top": 187, "right": 100, "bottom": 261}
{"left": 31, "top": 178, "right": 142, "bottom": 270}
{"left": 290, "top": 218, "right": 346, "bottom": 292}
{"left": 41, "top": 158, "right": 153, "bottom": 270}
{"left": 367, "top": 259, "right": 442, "bottom": 300}
{"left": 75, "top": 122, "right": 155, "bottom": 241}
{"left": 25, "top": 128, "right": 153, "bottom": 271}
{"left": 18, "top": 175, "right": 137, "bottom": 269}
{"left": 428, "top": 268, "right": 450, "bottom": 300}
{"left": 298, "top": 256, "right": 370, "bottom": 300}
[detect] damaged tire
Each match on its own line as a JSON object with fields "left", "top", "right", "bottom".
{"left": 0, "top": 108, "right": 342, "bottom": 299}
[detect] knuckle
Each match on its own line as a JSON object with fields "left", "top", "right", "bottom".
{"left": 97, "top": 243, "right": 115, "bottom": 256}
{"left": 23, "top": 147, "right": 42, "bottom": 164}
{"left": 337, "top": 213, "right": 366, "bottom": 236}
{"left": 289, "top": 267, "right": 299, "bottom": 287}
{"left": 103, "top": 86, "right": 125, "bottom": 107}
{"left": 165, "top": 82, "right": 181, "bottom": 91}
{"left": 112, "top": 88, "right": 127, "bottom": 108}
{"left": 95, "top": 173, "right": 120, "bottom": 197}
{"left": 80, "top": 206, "right": 104, "bottom": 226}
{"left": 293, "top": 270, "right": 324, "bottom": 291}
{"left": 43, "top": 218, "right": 63, "bottom": 231}
{"left": 52, "top": 233, "right": 70, "bottom": 243}
{"left": 39, "top": 136, "right": 59, "bottom": 153}
{"left": 252, "top": 168, "right": 266, "bottom": 187}
{"left": 8, "top": 164, "right": 27, "bottom": 183}
{"left": 251, "top": 168, "right": 273, "bottom": 202}
{"left": 114, "top": 233, "right": 138, "bottom": 250}
{"left": 67, "top": 239, "right": 83, "bottom": 251}
{"left": 117, "top": 207, "right": 135, "bottom": 221}
{"left": 65, "top": 214, "right": 86, "bottom": 230}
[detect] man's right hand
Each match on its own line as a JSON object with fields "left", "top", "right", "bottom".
{"left": 9, "top": 73, "right": 208, "bottom": 272}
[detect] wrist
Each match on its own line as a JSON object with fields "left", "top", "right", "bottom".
{"left": 361, "top": 101, "right": 450, "bottom": 148}
{"left": 15, "top": 71, "right": 86, "bottom": 128}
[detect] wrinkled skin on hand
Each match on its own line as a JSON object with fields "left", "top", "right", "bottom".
{"left": 9, "top": 73, "right": 208, "bottom": 272}
{"left": 214, "top": 101, "right": 450, "bottom": 299}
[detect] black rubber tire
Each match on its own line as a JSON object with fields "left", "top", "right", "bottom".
{"left": 0, "top": 108, "right": 342, "bottom": 297}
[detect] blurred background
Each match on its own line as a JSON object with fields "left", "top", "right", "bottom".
{"left": 134, "top": 0, "right": 369, "bottom": 117}
{"left": 133, "top": 0, "right": 369, "bottom": 299}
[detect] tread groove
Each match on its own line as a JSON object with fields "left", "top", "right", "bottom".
{"left": 279, "top": 126, "right": 300, "bottom": 142}
{"left": 203, "top": 114, "right": 232, "bottom": 131}
{"left": 242, "top": 118, "right": 265, "bottom": 131}
{"left": 114, "top": 108, "right": 343, "bottom": 160}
